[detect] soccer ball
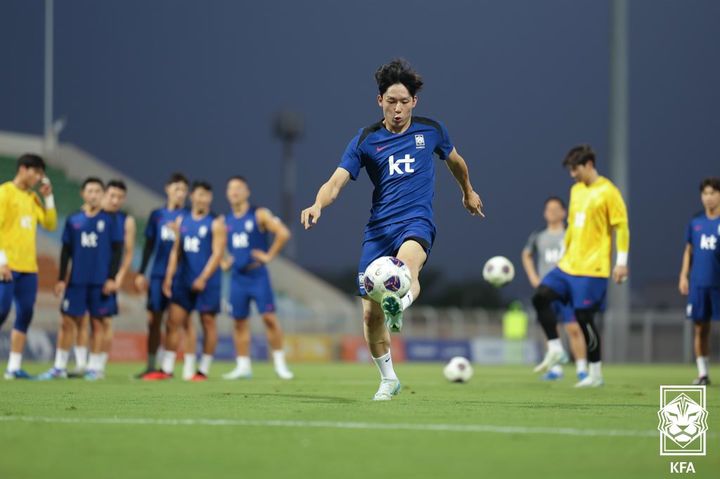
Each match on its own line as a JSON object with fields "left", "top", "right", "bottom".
{"left": 363, "top": 256, "right": 412, "bottom": 303}
{"left": 483, "top": 256, "right": 514, "bottom": 287}
{"left": 443, "top": 356, "right": 474, "bottom": 383}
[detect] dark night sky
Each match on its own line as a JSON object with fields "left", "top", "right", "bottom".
{"left": 1, "top": 0, "right": 718, "bottom": 299}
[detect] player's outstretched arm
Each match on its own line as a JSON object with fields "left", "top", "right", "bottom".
{"left": 253, "top": 208, "right": 290, "bottom": 264}
{"left": 444, "top": 148, "right": 484, "bottom": 217}
{"left": 300, "top": 168, "right": 351, "bottom": 229}
{"left": 678, "top": 244, "right": 692, "bottom": 295}
{"left": 162, "top": 217, "right": 182, "bottom": 297}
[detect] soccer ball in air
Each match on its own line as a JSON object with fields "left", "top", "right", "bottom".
{"left": 443, "top": 356, "right": 474, "bottom": 383}
{"left": 483, "top": 256, "right": 515, "bottom": 287}
{"left": 363, "top": 256, "right": 412, "bottom": 303}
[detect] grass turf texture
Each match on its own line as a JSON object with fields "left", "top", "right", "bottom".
{"left": 1, "top": 363, "right": 718, "bottom": 479}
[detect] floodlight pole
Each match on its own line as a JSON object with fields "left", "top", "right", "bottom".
{"left": 607, "top": 0, "right": 630, "bottom": 362}
{"left": 274, "top": 111, "right": 304, "bottom": 260}
{"left": 43, "top": 0, "right": 55, "bottom": 153}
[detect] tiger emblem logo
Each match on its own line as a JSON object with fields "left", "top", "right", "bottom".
{"left": 657, "top": 393, "right": 708, "bottom": 448}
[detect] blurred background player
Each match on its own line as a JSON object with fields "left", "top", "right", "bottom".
{"left": 38, "top": 178, "right": 122, "bottom": 380}
{"left": 144, "top": 181, "right": 225, "bottom": 381}
{"left": 0, "top": 154, "right": 57, "bottom": 379}
{"left": 300, "top": 59, "right": 484, "bottom": 400}
{"left": 134, "top": 173, "right": 189, "bottom": 377}
{"left": 532, "top": 145, "right": 629, "bottom": 387}
{"left": 522, "top": 196, "right": 587, "bottom": 381}
{"left": 221, "top": 176, "right": 293, "bottom": 380}
{"left": 678, "top": 177, "right": 720, "bottom": 386}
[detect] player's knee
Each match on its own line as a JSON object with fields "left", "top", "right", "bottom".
{"left": 532, "top": 287, "right": 553, "bottom": 310}
{"left": 13, "top": 312, "right": 32, "bottom": 334}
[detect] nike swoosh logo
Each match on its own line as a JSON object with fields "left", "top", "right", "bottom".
{"left": 376, "top": 145, "right": 388, "bottom": 152}
{"left": 384, "top": 358, "right": 391, "bottom": 363}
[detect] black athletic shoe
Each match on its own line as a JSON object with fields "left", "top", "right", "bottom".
{"left": 692, "top": 376, "right": 710, "bottom": 386}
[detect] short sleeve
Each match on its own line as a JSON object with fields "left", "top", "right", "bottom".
{"left": 338, "top": 134, "right": 364, "bottom": 181}
{"left": 433, "top": 121, "right": 454, "bottom": 160}
{"left": 61, "top": 217, "right": 72, "bottom": 245}
{"left": 145, "top": 210, "right": 158, "bottom": 240}
{"left": 523, "top": 231, "right": 538, "bottom": 255}
{"left": 607, "top": 185, "right": 628, "bottom": 226}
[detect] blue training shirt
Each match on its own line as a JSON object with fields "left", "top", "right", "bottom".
{"left": 226, "top": 206, "right": 270, "bottom": 278}
{"left": 145, "top": 207, "right": 185, "bottom": 278}
{"left": 175, "top": 212, "right": 221, "bottom": 288}
{"left": 687, "top": 212, "right": 720, "bottom": 287}
{"left": 62, "top": 210, "right": 123, "bottom": 286}
{"left": 338, "top": 116, "right": 454, "bottom": 231}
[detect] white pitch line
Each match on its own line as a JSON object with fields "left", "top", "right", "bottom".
{"left": 0, "top": 415, "right": 663, "bottom": 438}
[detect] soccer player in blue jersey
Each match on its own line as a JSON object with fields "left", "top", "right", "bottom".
{"left": 678, "top": 177, "right": 720, "bottom": 386}
{"left": 221, "top": 176, "right": 293, "bottom": 380}
{"left": 38, "top": 178, "right": 123, "bottom": 379}
{"left": 300, "top": 59, "right": 484, "bottom": 400}
{"left": 144, "top": 181, "right": 226, "bottom": 381}
{"left": 135, "top": 173, "right": 189, "bottom": 377}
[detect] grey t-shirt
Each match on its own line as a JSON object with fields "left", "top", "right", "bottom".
{"left": 524, "top": 228, "right": 565, "bottom": 279}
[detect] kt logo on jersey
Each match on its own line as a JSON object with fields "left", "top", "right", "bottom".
{"left": 388, "top": 154, "right": 415, "bottom": 176}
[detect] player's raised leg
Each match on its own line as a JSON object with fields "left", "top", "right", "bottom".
{"left": 382, "top": 239, "right": 427, "bottom": 333}
{"left": 363, "top": 297, "right": 401, "bottom": 401}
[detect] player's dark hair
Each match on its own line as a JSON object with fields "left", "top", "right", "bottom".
{"left": 166, "top": 172, "right": 189, "bottom": 186}
{"left": 700, "top": 177, "right": 720, "bottom": 192}
{"left": 227, "top": 175, "right": 248, "bottom": 185}
{"left": 81, "top": 177, "right": 104, "bottom": 190}
{"left": 106, "top": 179, "right": 127, "bottom": 191}
{"left": 375, "top": 59, "right": 424, "bottom": 97}
{"left": 191, "top": 180, "right": 212, "bottom": 193}
{"left": 562, "top": 144, "right": 596, "bottom": 168}
{"left": 16, "top": 153, "right": 46, "bottom": 172}
{"left": 544, "top": 196, "right": 566, "bottom": 209}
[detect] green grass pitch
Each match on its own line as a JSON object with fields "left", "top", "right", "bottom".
{"left": 1, "top": 363, "right": 718, "bottom": 479}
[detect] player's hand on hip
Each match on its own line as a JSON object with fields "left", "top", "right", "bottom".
{"left": 0, "top": 265, "right": 12, "bottom": 282}
{"left": 251, "top": 249, "right": 272, "bottom": 264}
{"left": 612, "top": 265, "right": 629, "bottom": 284}
{"left": 162, "top": 279, "right": 172, "bottom": 298}
{"left": 220, "top": 255, "right": 234, "bottom": 272}
{"left": 300, "top": 204, "right": 321, "bottom": 230}
{"left": 102, "top": 279, "right": 117, "bottom": 295}
{"left": 191, "top": 277, "right": 206, "bottom": 293}
{"left": 678, "top": 276, "right": 689, "bottom": 296}
{"left": 54, "top": 281, "right": 66, "bottom": 297}
{"left": 463, "top": 191, "right": 485, "bottom": 217}
{"left": 134, "top": 274, "right": 148, "bottom": 293}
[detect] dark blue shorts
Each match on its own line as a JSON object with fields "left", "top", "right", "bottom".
{"left": 0, "top": 272, "right": 38, "bottom": 333}
{"left": 357, "top": 218, "right": 435, "bottom": 296}
{"left": 686, "top": 286, "right": 720, "bottom": 321}
{"left": 229, "top": 272, "right": 276, "bottom": 319}
{"left": 541, "top": 267, "right": 608, "bottom": 312}
{"left": 552, "top": 300, "right": 576, "bottom": 324}
{"left": 61, "top": 284, "right": 114, "bottom": 318}
{"left": 147, "top": 276, "right": 170, "bottom": 312}
{"left": 171, "top": 280, "right": 221, "bottom": 314}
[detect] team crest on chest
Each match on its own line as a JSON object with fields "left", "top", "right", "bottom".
{"left": 415, "top": 134, "right": 425, "bottom": 149}
{"left": 97, "top": 220, "right": 105, "bottom": 233}
{"left": 245, "top": 220, "right": 254, "bottom": 232}
{"left": 198, "top": 225, "right": 208, "bottom": 238}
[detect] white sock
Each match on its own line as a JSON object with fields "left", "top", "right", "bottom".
{"left": 161, "top": 351, "right": 177, "bottom": 374}
{"left": 589, "top": 361, "right": 602, "bottom": 378}
{"left": 198, "top": 354, "right": 213, "bottom": 375}
{"left": 401, "top": 290, "right": 415, "bottom": 311}
{"left": 7, "top": 352, "right": 22, "bottom": 372}
{"left": 372, "top": 351, "right": 398, "bottom": 380}
{"left": 697, "top": 356, "right": 709, "bottom": 377}
{"left": 547, "top": 338, "right": 563, "bottom": 354}
{"left": 576, "top": 358, "right": 588, "bottom": 374}
{"left": 54, "top": 349, "right": 70, "bottom": 370}
{"left": 550, "top": 364, "right": 563, "bottom": 375}
{"left": 74, "top": 346, "right": 88, "bottom": 370}
{"left": 183, "top": 354, "right": 196, "bottom": 377}
{"left": 236, "top": 356, "right": 251, "bottom": 371}
{"left": 272, "top": 350, "right": 289, "bottom": 371}
{"left": 99, "top": 352, "right": 109, "bottom": 372}
{"left": 88, "top": 353, "right": 102, "bottom": 371}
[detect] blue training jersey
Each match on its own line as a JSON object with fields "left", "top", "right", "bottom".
{"left": 687, "top": 212, "right": 720, "bottom": 287}
{"left": 145, "top": 207, "right": 185, "bottom": 278}
{"left": 338, "top": 116, "right": 454, "bottom": 231}
{"left": 62, "top": 210, "right": 123, "bottom": 285}
{"left": 226, "top": 206, "right": 270, "bottom": 277}
{"left": 176, "top": 212, "right": 220, "bottom": 287}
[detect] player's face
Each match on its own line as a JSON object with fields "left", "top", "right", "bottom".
{"left": 19, "top": 166, "right": 44, "bottom": 188}
{"left": 226, "top": 179, "right": 249, "bottom": 205}
{"left": 701, "top": 186, "right": 720, "bottom": 211}
{"left": 166, "top": 181, "right": 188, "bottom": 208}
{"left": 104, "top": 187, "right": 127, "bottom": 212}
{"left": 191, "top": 188, "right": 212, "bottom": 212}
{"left": 82, "top": 183, "right": 104, "bottom": 209}
{"left": 544, "top": 201, "right": 566, "bottom": 224}
{"left": 377, "top": 83, "right": 417, "bottom": 132}
{"left": 568, "top": 163, "right": 591, "bottom": 183}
